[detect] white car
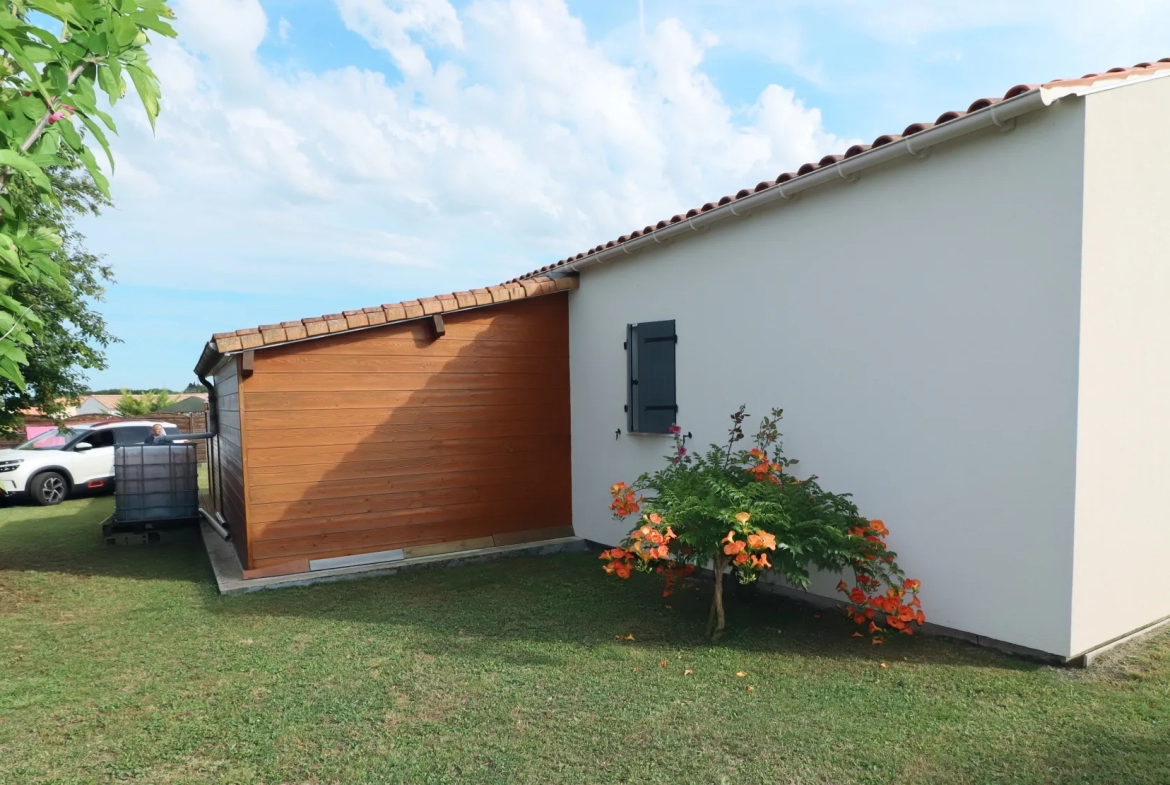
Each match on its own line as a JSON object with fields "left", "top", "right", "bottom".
{"left": 0, "top": 421, "right": 183, "bottom": 506}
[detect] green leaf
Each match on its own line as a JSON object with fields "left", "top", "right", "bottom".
{"left": 0, "top": 28, "right": 49, "bottom": 100}
{"left": 28, "top": 1, "right": 82, "bottom": 24}
{"left": 0, "top": 150, "right": 50, "bottom": 190}
{"left": 56, "top": 114, "right": 82, "bottom": 149}
{"left": 75, "top": 111, "right": 115, "bottom": 170}
{"left": 77, "top": 145, "right": 110, "bottom": 198}
{"left": 126, "top": 63, "right": 161, "bottom": 130}
{"left": 0, "top": 340, "right": 29, "bottom": 365}
{"left": 98, "top": 62, "right": 125, "bottom": 105}
{"left": 129, "top": 11, "right": 177, "bottom": 37}
{"left": 111, "top": 15, "right": 138, "bottom": 48}
{"left": 0, "top": 354, "right": 28, "bottom": 390}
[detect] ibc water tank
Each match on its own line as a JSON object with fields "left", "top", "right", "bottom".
{"left": 113, "top": 444, "right": 199, "bottom": 525}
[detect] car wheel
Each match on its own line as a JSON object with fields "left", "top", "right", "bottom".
{"left": 31, "top": 472, "right": 68, "bottom": 506}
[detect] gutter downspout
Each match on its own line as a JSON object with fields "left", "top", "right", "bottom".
{"left": 559, "top": 88, "right": 1048, "bottom": 277}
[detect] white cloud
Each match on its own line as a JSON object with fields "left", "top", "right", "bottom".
{"left": 89, "top": 0, "right": 848, "bottom": 307}
{"left": 336, "top": 0, "right": 464, "bottom": 77}
{"left": 277, "top": 17, "right": 291, "bottom": 42}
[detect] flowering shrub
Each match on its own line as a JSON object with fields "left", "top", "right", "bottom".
{"left": 602, "top": 407, "right": 923, "bottom": 640}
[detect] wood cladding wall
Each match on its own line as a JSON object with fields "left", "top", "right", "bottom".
{"left": 212, "top": 356, "right": 249, "bottom": 568}
{"left": 240, "top": 294, "right": 572, "bottom": 570}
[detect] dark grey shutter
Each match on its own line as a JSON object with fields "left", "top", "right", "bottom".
{"left": 628, "top": 320, "right": 676, "bottom": 433}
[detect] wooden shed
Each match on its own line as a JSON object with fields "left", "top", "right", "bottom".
{"left": 193, "top": 275, "right": 576, "bottom": 578}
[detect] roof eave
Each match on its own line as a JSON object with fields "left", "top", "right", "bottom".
{"left": 194, "top": 275, "right": 579, "bottom": 376}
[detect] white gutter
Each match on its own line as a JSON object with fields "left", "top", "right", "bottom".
{"left": 561, "top": 87, "right": 1052, "bottom": 275}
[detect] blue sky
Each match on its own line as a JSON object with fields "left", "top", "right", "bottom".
{"left": 79, "top": 0, "right": 1170, "bottom": 389}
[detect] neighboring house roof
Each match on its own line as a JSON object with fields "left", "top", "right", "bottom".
{"left": 159, "top": 395, "right": 209, "bottom": 413}
{"left": 195, "top": 274, "right": 578, "bottom": 375}
{"left": 86, "top": 394, "right": 124, "bottom": 411}
{"left": 509, "top": 57, "right": 1170, "bottom": 283}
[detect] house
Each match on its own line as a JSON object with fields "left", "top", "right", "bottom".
{"left": 158, "top": 393, "right": 209, "bottom": 413}
{"left": 194, "top": 58, "right": 1170, "bottom": 662}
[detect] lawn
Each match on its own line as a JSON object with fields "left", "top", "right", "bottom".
{"left": 2, "top": 498, "right": 1169, "bottom": 784}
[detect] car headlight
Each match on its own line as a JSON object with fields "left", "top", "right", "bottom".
{"left": 0, "top": 459, "right": 24, "bottom": 473}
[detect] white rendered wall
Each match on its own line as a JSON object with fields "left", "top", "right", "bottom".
{"left": 569, "top": 102, "right": 1086, "bottom": 657}
{"left": 1070, "top": 77, "right": 1170, "bottom": 656}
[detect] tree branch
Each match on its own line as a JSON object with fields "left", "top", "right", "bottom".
{"left": 0, "top": 61, "right": 91, "bottom": 196}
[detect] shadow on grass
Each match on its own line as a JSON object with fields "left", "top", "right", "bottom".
{"left": 205, "top": 550, "right": 1040, "bottom": 673}
{"left": 0, "top": 497, "right": 209, "bottom": 585}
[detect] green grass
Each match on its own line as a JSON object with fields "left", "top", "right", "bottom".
{"left": 2, "top": 497, "right": 1169, "bottom": 784}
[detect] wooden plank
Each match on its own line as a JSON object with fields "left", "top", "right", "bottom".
{"left": 493, "top": 526, "right": 576, "bottom": 547}
{"left": 244, "top": 371, "right": 569, "bottom": 394}
{"left": 245, "top": 401, "right": 569, "bottom": 431}
{"left": 241, "top": 559, "right": 310, "bottom": 579}
{"left": 252, "top": 353, "right": 568, "bottom": 376}
{"left": 401, "top": 537, "right": 495, "bottom": 559}
{"left": 251, "top": 511, "right": 568, "bottom": 562}
{"left": 249, "top": 456, "right": 564, "bottom": 500}
{"left": 250, "top": 493, "right": 571, "bottom": 544}
{"left": 272, "top": 337, "right": 566, "bottom": 360}
{"left": 244, "top": 387, "right": 564, "bottom": 413}
{"left": 244, "top": 418, "right": 569, "bottom": 450}
{"left": 246, "top": 435, "right": 569, "bottom": 470}
{"left": 249, "top": 477, "right": 570, "bottom": 526}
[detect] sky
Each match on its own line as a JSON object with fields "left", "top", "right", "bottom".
{"left": 78, "top": 0, "right": 1170, "bottom": 389}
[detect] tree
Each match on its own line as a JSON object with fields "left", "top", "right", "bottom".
{"left": 0, "top": 160, "right": 116, "bottom": 436}
{"left": 182, "top": 380, "right": 206, "bottom": 393}
{"left": 602, "top": 407, "right": 923, "bottom": 641}
{"left": 115, "top": 388, "right": 173, "bottom": 416}
{"left": 0, "top": 2, "right": 176, "bottom": 392}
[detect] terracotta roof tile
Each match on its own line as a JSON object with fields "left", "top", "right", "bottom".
{"left": 281, "top": 321, "right": 308, "bottom": 341}
{"left": 455, "top": 291, "right": 478, "bottom": 309}
{"left": 259, "top": 325, "right": 287, "bottom": 344}
{"left": 343, "top": 310, "right": 370, "bottom": 330}
{"left": 509, "top": 57, "right": 1170, "bottom": 284}
{"left": 196, "top": 274, "right": 577, "bottom": 373}
{"left": 362, "top": 307, "right": 387, "bottom": 326}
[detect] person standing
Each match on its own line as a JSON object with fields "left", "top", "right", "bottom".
{"left": 142, "top": 424, "right": 168, "bottom": 445}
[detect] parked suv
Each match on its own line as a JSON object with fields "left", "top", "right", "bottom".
{"left": 0, "top": 421, "right": 183, "bottom": 506}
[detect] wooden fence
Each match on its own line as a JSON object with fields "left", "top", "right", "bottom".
{"left": 1, "top": 411, "right": 209, "bottom": 461}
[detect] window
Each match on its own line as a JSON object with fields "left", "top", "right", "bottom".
{"left": 115, "top": 427, "right": 152, "bottom": 445}
{"left": 627, "top": 320, "right": 677, "bottom": 433}
{"left": 75, "top": 430, "right": 115, "bottom": 450}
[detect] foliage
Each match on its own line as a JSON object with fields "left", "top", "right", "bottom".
{"left": 114, "top": 387, "right": 172, "bottom": 416}
{"left": 0, "top": 159, "right": 115, "bottom": 436}
{"left": 603, "top": 406, "right": 923, "bottom": 640}
{"left": 0, "top": 0, "right": 176, "bottom": 389}
{"left": 181, "top": 380, "right": 206, "bottom": 393}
